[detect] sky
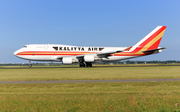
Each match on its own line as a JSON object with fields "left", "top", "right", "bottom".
{"left": 0, "top": 0, "right": 180, "bottom": 63}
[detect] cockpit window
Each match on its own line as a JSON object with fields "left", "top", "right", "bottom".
{"left": 23, "top": 46, "right": 27, "bottom": 48}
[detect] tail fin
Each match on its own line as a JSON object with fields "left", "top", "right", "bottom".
{"left": 129, "top": 26, "right": 166, "bottom": 53}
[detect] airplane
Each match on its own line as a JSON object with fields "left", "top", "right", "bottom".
{"left": 14, "top": 26, "right": 167, "bottom": 67}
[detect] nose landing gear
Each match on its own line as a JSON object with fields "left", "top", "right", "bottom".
{"left": 28, "top": 60, "right": 32, "bottom": 68}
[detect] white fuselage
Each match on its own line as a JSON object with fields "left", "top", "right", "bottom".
{"left": 14, "top": 44, "right": 132, "bottom": 62}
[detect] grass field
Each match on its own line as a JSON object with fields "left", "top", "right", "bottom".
{"left": 0, "top": 65, "right": 180, "bottom": 111}
{"left": 0, "top": 82, "right": 180, "bottom": 111}
{"left": 0, "top": 66, "right": 180, "bottom": 81}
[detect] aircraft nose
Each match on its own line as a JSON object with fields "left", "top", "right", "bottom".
{"left": 14, "top": 50, "right": 19, "bottom": 56}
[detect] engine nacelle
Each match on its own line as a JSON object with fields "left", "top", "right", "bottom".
{"left": 84, "top": 55, "right": 95, "bottom": 62}
{"left": 62, "top": 57, "right": 72, "bottom": 64}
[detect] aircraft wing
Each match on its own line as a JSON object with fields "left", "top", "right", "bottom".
{"left": 142, "top": 47, "right": 167, "bottom": 53}
{"left": 96, "top": 50, "right": 124, "bottom": 58}
{"left": 76, "top": 50, "right": 124, "bottom": 60}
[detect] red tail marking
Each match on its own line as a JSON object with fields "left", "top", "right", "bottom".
{"left": 147, "top": 37, "right": 162, "bottom": 50}
{"left": 139, "top": 26, "right": 166, "bottom": 48}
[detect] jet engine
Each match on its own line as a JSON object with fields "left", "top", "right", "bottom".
{"left": 62, "top": 57, "right": 72, "bottom": 64}
{"left": 84, "top": 55, "right": 95, "bottom": 62}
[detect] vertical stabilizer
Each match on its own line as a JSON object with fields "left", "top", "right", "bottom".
{"left": 129, "top": 26, "right": 166, "bottom": 53}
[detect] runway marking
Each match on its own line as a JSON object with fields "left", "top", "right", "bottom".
{"left": 1, "top": 79, "right": 180, "bottom": 84}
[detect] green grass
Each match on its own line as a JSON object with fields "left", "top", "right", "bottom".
{"left": 0, "top": 66, "right": 180, "bottom": 81}
{"left": 0, "top": 82, "right": 180, "bottom": 111}
{"left": 1, "top": 66, "right": 180, "bottom": 111}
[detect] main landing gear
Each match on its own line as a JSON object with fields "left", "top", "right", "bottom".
{"left": 79, "top": 61, "right": 93, "bottom": 67}
{"left": 28, "top": 60, "right": 32, "bottom": 68}
{"left": 86, "top": 62, "right": 92, "bottom": 67}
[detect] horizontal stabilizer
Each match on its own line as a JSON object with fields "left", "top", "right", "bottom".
{"left": 142, "top": 47, "right": 167, "bottom": 53}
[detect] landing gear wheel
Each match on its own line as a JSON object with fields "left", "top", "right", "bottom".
{"left": 29, "top": 64, "right": 32, "bottom": 68}
{"left": 79, "top": 62, "right": 85, "bottom": 67}
{"left": 86, "top": 62, "right": 93, "bottom": 67}
{"left": 79, "top": 60, "right": 93, "bottom": 67}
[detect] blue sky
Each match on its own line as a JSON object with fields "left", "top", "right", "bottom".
{"left": 0, "top": 0, "right": 179, "bottom": 63}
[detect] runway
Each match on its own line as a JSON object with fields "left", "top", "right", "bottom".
{"left": 0, "top": 64, "right": 180, "bottom": 69}
{"left": 1, "top": 79, "right": 180, "bottom": 84}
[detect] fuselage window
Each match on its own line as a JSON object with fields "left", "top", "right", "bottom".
{"left": 53, "top": 47, "right": 58, "bottom": 51}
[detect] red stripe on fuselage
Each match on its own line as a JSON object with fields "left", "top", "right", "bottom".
{"left": 17, "top": 51, "right": 98, "bottom": 56}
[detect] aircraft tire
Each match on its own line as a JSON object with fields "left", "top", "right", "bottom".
{"left": 86, "top": 62, "right": 92, "bottom": 67}
{"left": 83, "top": 64, "right": 85, "bottom": 67}
{"left": 29, "top": 64, "right": 32, "bottom": 68}
{"left": 79, "top": 62, "right": 85, "bottom": 67}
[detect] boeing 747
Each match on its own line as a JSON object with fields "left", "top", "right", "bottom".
{"left": 14, "top": 26, "right": 167, "bottom": 67}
